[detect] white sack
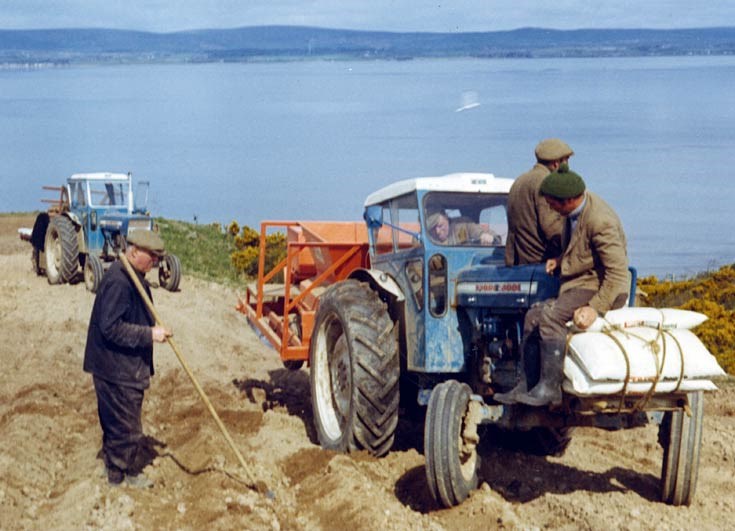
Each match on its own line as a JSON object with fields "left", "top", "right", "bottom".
{"left": 566, "top": 327, "right": 725, "bottom": 382}
{"left": 582, "top": 307, "right": 708, "bottom": 332}
{"left": 562, "top": 356, "right": 718, "bottom": 395}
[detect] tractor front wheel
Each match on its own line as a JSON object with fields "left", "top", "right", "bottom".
{"left": 309, "top": 279, "right": 399, "bottom": 457}
{"left": 84, "top": 254, "right": 104, "bottom": 293}
{"left": 424, "top": 380, "right": 480, "bottom": 507}
{"left": 159, "top": 254, "right": 181, "bottom": 291}
{"left": 659, "top": 391, "right": 704, "bottom": 506}
{"left": 44, "top": 216, "right": 79, "bottom": 285}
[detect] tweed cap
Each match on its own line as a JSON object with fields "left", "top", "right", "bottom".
{"left": 540, "top": 163, "right": 586, "bottom": 199}
{"left": 535, "top": 138, "right": 574, "bottom": 161}
{"left": 127, "top": 230, "right": 165, "bottom": 256}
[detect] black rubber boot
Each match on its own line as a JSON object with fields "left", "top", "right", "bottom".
{"left": 494, "top": 337, "right": 539, "bottom": 404}
{"left": 494, "top": 378, "right": 527, "bottom": 404}
{"left": 515, "top": 341, "right": 565, "bottom": 407}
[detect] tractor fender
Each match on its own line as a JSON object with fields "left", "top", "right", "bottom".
{"left": 348, "top": 268, "right": 405, "bottom": 302}
{"left": 65, "top": 211, "right": 82, "bottom": 227}
{"left": 57, "top": 212, "right": 87, "bottom": 254}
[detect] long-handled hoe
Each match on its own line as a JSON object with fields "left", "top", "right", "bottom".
{"left": 120, "top": 252, "right": 273, "bottom": 498}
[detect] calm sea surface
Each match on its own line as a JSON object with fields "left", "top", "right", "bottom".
{"left": 1, "top": 56, "right": 734, "bottom": 278}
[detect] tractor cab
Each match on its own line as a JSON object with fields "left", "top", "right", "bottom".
{"left": 26, "top": 172, "right": 181, "bottom": 293}
{"left": 363, "top": 173, "right": 513, "bottom": 377}
{"left": 67, "top": 173, "right": 154, "bottom": 257}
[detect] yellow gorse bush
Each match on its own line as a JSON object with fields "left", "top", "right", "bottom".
{"left": 639, "top": 265, "right": 735, "bottom": 374}
{"left": 226, "top": 223, "right": 287, "bottom": 279}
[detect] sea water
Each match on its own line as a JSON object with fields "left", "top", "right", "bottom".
{"left": 1, "top": 56, "right": 734, "bottom": 278}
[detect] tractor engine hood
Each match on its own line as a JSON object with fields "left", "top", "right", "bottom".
{"left": 98, "top": 213, "right": 153, "bottom": 233}
{"left": 456, "top": 262, "right": 559, "bottom": 310}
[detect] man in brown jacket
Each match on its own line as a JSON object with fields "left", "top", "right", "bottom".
{"left": 496, "top": 164, "right": 629, "bottom": 406}
{"left": 505, "top": 138, "right": 573, "bottom": 266}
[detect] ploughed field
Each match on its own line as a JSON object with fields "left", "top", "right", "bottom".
{"left": 1, "top": 214, "right": 734, "bottom": 530}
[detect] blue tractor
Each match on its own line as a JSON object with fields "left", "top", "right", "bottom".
{"left": 27, "top": 172, "right": 181, "bottom": 292}
{"left": 304, "top": 173, "right": 702, "bottom": 508}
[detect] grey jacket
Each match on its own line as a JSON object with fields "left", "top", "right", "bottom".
{"left": 505, "top": 163, "right": 563, "bottom": 265}
{"left": 558, "top": 191, "right": 629, "bottom": 314}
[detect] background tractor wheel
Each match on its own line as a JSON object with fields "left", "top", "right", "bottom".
{"left": 159, "top": 254, "right": 181, "bottom": 291}
{"left": 659, "top": 391, "right": 704, "bottom": 506}
{"left": 44, "top": 216, "right": 79, "bottom": 285}
{"left": 309, "top": 279, "right": 399, "bottom": 457}
{"left": 425, "top": 380, "right": 480, "bottom": 508}
{"left": 84, "top": 254, "right": 104, "bottom": 293}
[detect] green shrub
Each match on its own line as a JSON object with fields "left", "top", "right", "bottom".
{"left": 156, "top": 217, "right": 287, "bottom": 285}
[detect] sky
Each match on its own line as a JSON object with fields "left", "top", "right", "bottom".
{"left": 0, "top": 1, "right": 733, "bottom": 33}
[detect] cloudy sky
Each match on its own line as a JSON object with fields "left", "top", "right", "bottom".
{"left": 0, "top": 1, "right": 733, "bottom": 33}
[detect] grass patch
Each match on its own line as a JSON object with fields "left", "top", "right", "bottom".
{"left": 155, "top": 218, "right": 241, "bottom": 285}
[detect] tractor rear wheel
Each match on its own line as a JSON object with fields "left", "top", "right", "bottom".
{"left": 425, "top": 380, "right": 480, "bottom": 507}
{"left": 84, "top": 254, "right": 104, "bottom": 293}
{"left": 309, "top": 279, "right": 399, "bottom": 457}
{"left": 659, "top": 391, "right": 704, "bottom": 506}
{"left": 159, "top": 254, "right": 181, "bottom": 291}
{"left": 44, "top": 216, "right": 79, "bottom": 285}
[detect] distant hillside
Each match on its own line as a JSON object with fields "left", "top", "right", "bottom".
{"left": 1, "top": 26, "right": 734, "bottom": 64}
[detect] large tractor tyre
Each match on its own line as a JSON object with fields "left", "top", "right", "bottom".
{"left": 524, "top": 427, "right": 575, "bottom": 457}
{"left": 159, "top": 254, "right": 181, "bottom": 292}
{"left": 425, "top": 380, "right": 480, "bottom": 508}
{"left": 659, "top": 391, "right": 704, "bottom": 506}
{"left": 44, "top": 216, "right": 79, "bottom": 285}
{"left": 309, "top": 279, "right": 399, "bottom": 457}
{"left": 84, "top": 254, "right": 105, "bottom": 293}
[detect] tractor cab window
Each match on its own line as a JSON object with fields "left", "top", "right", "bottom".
{"left": 70, "top": 182, "right": 86, "bottom": 208}
{"left": 371, "top": 193, "right": 420, "bottom": 255}
{"left": 89, "top": 180, "right": 129, "bottom": 208}
{"left": 423, "top": 192, "right": 507, "bottom": 247}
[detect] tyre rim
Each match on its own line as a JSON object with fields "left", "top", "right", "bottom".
{"left": 459, "top": 405, "right": 479, "bottom": 481}
{"left": 159, "top": 258, "right": 170, "bottom": 283}
{"left": 84, "top": 260, "right": 94, "bottom": 288}
{"left": 49, "top": 231, "right": 61, "bottom": 275}
{"left": 314, "top": 313, "right": 352, "bottom": 441}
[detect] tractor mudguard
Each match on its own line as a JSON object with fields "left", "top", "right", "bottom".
{"left": 348, "top": 268, "right": 405, "bottom": 302}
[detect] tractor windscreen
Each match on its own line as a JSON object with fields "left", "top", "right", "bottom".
{"left": 89, "top": 180, "right": 129, "bottom": 208}
{"left": 423, "top": 192, "right": 507, "bottom": 247}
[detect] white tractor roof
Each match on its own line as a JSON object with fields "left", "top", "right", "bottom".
{"left": 364, "top": 172, "right": 514, "bottom": 207}
{"left": 68, "top": 172, "right": 130, "bottom": 182}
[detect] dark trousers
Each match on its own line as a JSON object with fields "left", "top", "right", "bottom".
{"left": 93, "top": 376, "right": 145, "bottom": 475}
{"left": 524, "top": 288, "right": 598, "bottom": 344}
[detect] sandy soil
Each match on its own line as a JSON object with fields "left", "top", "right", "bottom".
{"left": 2, "top": 213, "right": 734, "bottom": 531}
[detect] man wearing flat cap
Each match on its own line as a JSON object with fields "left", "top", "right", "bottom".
{"left": 496, "top": 164, "right": 629, "bottom": 406}
{"left": 83, "top": 230, "right": 172, "bottom": 487}
{"left": 505, "top": 138, "right": 574, "bottom": 266}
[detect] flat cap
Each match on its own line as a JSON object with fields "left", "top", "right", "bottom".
{"left": 535, "top": 138, "right": 574, "bottom": 161}
{"left": 540, "top": 163, "right": 586, "bottom": 199}
{"left": 127, "top": 230, "right": 165, "bottom": 256}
